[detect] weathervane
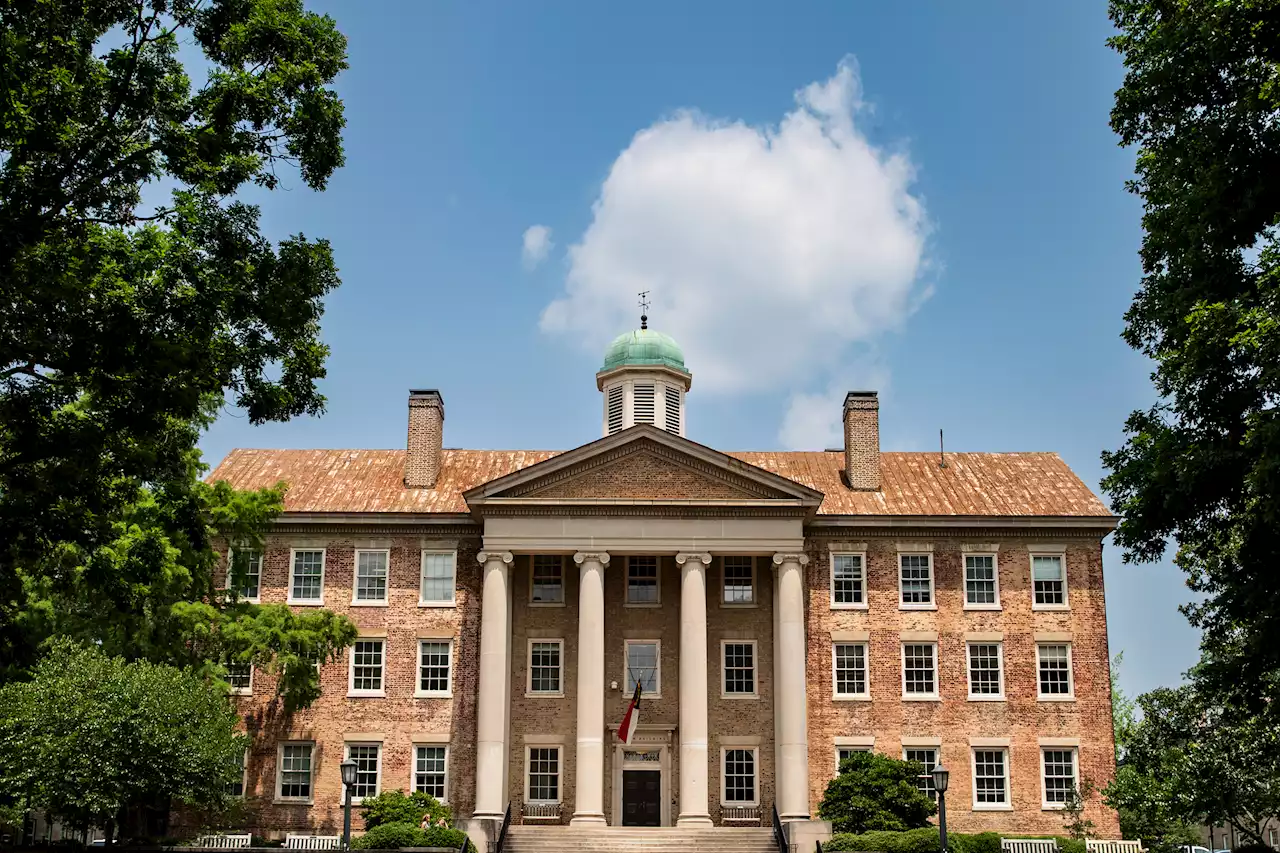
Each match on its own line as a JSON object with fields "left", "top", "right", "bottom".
{"left": 638, "top": 291, "right": 650, "bottom": 330}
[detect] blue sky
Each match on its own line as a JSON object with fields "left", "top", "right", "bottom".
{"left": 201, "top": 0, "right": 1200, "bottom": 696}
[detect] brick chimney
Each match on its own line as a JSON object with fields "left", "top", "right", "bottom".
{"left": 843, "top": 391, "right": 880, "bottom": 491}
{"left": 405, "top": 389, "right": 445, "bottom": 488}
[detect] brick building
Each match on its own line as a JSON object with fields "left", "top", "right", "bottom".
{"left": 209, "top": 324, "right": 1120, "bottom": 846}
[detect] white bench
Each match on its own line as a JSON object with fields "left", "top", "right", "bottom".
{"left": 1087, "top": 841, "right": 1146, "bottom": 853}
{"left": 1002, "top": 840, "right": 1061, "bottom": 853}
{"left": 284, "top": 835, "right": 341, "bottom": 850}
{"left": 722, "top": 805, "right": 762, "bottom": 825}
{"left": 191, "top": 835, "right": 252, "bottom": 849}
{"left": 521, "top": 802, "right": 563, "bottom": 823}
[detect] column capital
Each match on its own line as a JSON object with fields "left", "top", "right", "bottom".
{"left": 675, "top": 552, "right": 712, "bottom": 566}
{"left": 573, "top": 551, "right": 611, "bottom": 566}
{"left": 477, "top": 551, "right": 513, "bottom": 565}
{"left": 772, "top": 552, "right": 811, "bottom": 567}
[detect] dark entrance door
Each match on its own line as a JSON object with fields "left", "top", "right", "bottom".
{"left": 621, "top": 769, "right": 661, "bottom": 826}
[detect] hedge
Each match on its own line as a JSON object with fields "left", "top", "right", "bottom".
{"left": 351, "top": 821, "right": 467, "bottom": 850}
{"left": 823, "top": 829, "right": 1084, "bottom": 853}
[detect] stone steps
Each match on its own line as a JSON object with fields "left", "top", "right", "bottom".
{"left": 502, "top": 826, "right": 777, "bottom": 853}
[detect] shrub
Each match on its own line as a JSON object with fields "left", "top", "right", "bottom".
{"left": 952, "top": 832, "right": 1002, "bottom": 853}
{"left": 825, "top": 830, "right": 1003, "bottom": 853}
{"left": 421, "top": 826, "right": 467, "bottom": 848}
{"left": 359, "top": 789, "right": 452, "bottom": 830}
{"left": 352, "top": 822, "right": 427, "bottom": 850}
{"left": 817, "top": 751, "right": 937, "bottom": 834}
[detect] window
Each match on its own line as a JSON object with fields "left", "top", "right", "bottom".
{"left": 1037, "top": 644, "right": 1074, "bottom": 698}
{"left": 277, "top": 742, "right": 314, "bottom": 801}
{"left": 899, "top": 554, "right": 934, "bottom": 607}
{"left": 349, "top": 639, "right": 385, "bottom": 696}
{"left": 836, "top": 745, "right": 871, "bottom": 768}
{"left": 289, "top": 549, "right": 325, "bottom": 603}
{"left": 526, "top": 747, "right": 560, "bottom": 803}
{"left": 964, "top": 554, "right": 999, "bottom": 608}
{"left": 664, "top": 385, "right": 681, "bottom": 433}
{"left": 226, "top": 747, "right": 247, "bottom": 797}
{"left": 420, "top": 551, "right": 456, "bottom": 605}
{"left": 902, "top": 643, "right": 938, "bottom": 698}
{"left": 722, "top": 642, "right": 757, "bottom": 696}
{"left": 531, "top": 555, "right": 564, "bottom": 604}
{"left": 973, "top": 748, "right": 1010, "bottom": 808}
{"left": 354, "top": 549, "right": 389, "bottom": 604}
{"left": 967, "top": 643, "right": 1004, "bottom": 699}
{"left": 528, "top": 640, "right": 563, "bottom": 695}
{"left": 606, "top": 385, "right": 624, "bottom": 435}
{"left": 1032, "top": 554, "right": 1067, "bottom": 607}
{"left": 722, "top": 556, "right": 754, "bottom": 605}
{"left": 1268, "top": 828, "right": 1277, "bottom": 850}
{"left": 904, "top": 748, "right": 939, "bottom": 800}
{"left": 833, "top": 643, "right": 869, "bottom": 698}
{"left": 414, "top": 745, "right": 448, "bottom": 801}
{"left": 345, "top": 744, "right": 381, "bottom": 802}
{"left": 1042, "top": 748, "right": 1078, "bottom": 808}
{"left": 226, "top": 662, "right": 253, "bottom": 696}
{"left": 722, "top": 749, "right": 758, "bottom": 805}
{"left": 229, "top": 549, "right": 262, "bottom": 601}
{"left": 626, "top": 556, "right": 659, "bottom": 605}
{"left": 418, "top": 641, "right": 452, "bottom": 697}
{"left": 831, "top": 554, "right": 865, "bottom": 607}
{"left": 625, "top": 640, "right": 660, "bottom": 696}
{"left": 633, "top": 384, "right": 655, "bottom": 425}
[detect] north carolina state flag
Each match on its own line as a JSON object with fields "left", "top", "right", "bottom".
{"left": 618, "top": 680, "right": 643, "bottom": 745}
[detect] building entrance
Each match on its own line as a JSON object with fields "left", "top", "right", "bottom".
{"left": 621, "top": 770, "right": 661, "bottom": 826}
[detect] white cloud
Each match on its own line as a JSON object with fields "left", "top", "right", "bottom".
{"left": 778, "top": 362, "right": 890, "bottom": 451}
{"left": 522, "top": 225, "right": 554, "bottom": 269}
{"left": 541, "top": 57, "right": 931, "bottom": 445}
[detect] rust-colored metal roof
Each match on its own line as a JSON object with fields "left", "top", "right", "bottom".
{"left": 207, "top": 448, "right": 1111, "bottom": 518}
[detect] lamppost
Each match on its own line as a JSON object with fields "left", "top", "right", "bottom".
{"left": 932, "top": 766, "right": 951, "bottom": 853}
{"left": 340, "top": 759, "right": 358, "bottom": 851}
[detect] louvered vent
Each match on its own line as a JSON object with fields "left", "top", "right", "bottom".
{"left": 633, "top": 384, "right": 655, "bottom": 425}
{"left": 607, "top": 385, "right": 624, "bottom": 434}
{"left": 664, "top": 386, "right": 681, "bottom": 434}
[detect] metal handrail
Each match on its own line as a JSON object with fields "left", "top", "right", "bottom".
{"left": 494, "top": 803, "right": 512, "bottom": 853}
{"left": 772, "top": 804, "right": 788, "bottom": 853}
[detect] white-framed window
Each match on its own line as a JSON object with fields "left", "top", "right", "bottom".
{"left": 526, "top": 746, "right": 561, "bottom": 804}
{"left": 288, "top": 548, "right": 325, "bottom": 604}
{"left": 1037, "top": 644, "right": 1075, "bottom": 699}
{"left": 1268, "top": 828, "right": 1277, "bottom": 849}
{"left": 417, "top": 640, "right": 452, "bottom": 697}
{"left": 972, "top": 748, "right": 1011, "bottom": 809}
{"left": 413, "top": 745, "right": 448, "bottom": 802}
{"left": 1032, "top": 553, "right": 1069, "bottom": 608}
{"left": 276, "top": 741, "right": 314, "bottom": 802}
{"left": 904, "top": 747, "right": 939, "bottom": 800}
{"left": 226, "top": 662, "right": 253, "bottom": 696}
{"left": 964, "top": 554, "right": 999, "bottom": 609}
{"left": 967, "top": 643, "right": 1005, "bottom": 700}
{"left": 722, "top": 748, "right": 758, "bottom": 806}
{"left": 722, "top": 641, "right": 757, "bottom": 697}
{"left": 344, "top": 743, "right": 381, "bottom": 803}
{"left": 626, "top": 556, "right": 660, "bottom": 605}
{"left": 353, "top": 549, "right": 389, "bottom": 605}
{"left": 833, "top": 643, "right": 869, "bottom": 699}
{"left": 836, "top": 744, "right": 871, "bottom": 768}
{"left": 527, "top": 639, "right": 563, "bottom": 696}
{"left": 348, "top": 638, "right": 385, "bottom": 697}
{"left": 830, "top": 553, "right": 866, "bottom": 608}
{"left": 902, "top": 643, "right": 938, "bottom": 699}
{"left": 227, "top": 747, "right": 248, "bottom": 797}
{"left": 420, "top": 551, "right": 456, "bottom": 606}
{"left": 722, "top": 556, "right": 755, "bottom": 605}
{"left": 624, "top": 640, "right": 660, "bottom": 696}
{"left": 899, "top": 554, "right": 935, "bottom": 608}
{"left": 531, "top": 555, "right": 564, "bottom": 604}
{"left": 1041, "top": 748, "right": 1079, "bottom": 809}
{"left": 228, "top": 549, "right": 262, "bottom": 602}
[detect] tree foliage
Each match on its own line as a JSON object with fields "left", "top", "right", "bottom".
{"left": 357, "top": 789, "right": 452, "bottom": 830}
{"left": 0, "top": 639, "right": 246, "bottom": 837}
{"left": 1102, "top": 0, "right": 1280, "bottom": 709}
{"left": 0, "top": 0, "right": 348, "bottom": 674}
{"left": 817, "top": 751, "right": 937, "bottom": 835}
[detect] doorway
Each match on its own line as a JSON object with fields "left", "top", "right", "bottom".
{"left": 621, "top": 770, "right": 661, "bottom": 826}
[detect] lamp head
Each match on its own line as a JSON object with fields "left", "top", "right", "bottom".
{"left": 931, "top": 765, "right": 950, "bottom": 794}
{"left": 340, "top": 758, "right": 358, "bottom": 787}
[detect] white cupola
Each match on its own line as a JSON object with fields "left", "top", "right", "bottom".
{"left": 595, "top": 314, "right": 692, "bottom": 437}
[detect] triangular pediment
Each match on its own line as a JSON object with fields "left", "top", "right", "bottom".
{"left": 463, "top": 425, "right": 824, "bottom": 511}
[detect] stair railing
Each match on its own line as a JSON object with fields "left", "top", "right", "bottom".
{"left": 772, "top": 804, "right": 790, "bottom": 853}
{"left": 492, "top": 803, "right": 512, "bottom": 853}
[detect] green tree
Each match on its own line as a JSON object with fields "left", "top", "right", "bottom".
{"left": 0, "top": 0, "right": 348, "bottom": 675}
{"left": 817, "top": 751, "right": 937, "bottom": 835}
{"left": 0, "top": 639, "right": 246, "bottom": 842}
{"left": 1111, "top": 653, "right": 1138, "bottom": 760}
{"left": 1102, "top": 0, "right": 1280, "bottom": 710}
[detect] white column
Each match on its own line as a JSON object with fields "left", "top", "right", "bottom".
{"left": 572, "top": 551, "right": 610, "bottom": 825}
{"left": 772, "top": 552, "right": 811, "bottom": 822}
{"left": 675, "top": 552, "right": 713, "bottom": 826}
{"left": 473, "top": 550, "right": 514, "bottom": 820}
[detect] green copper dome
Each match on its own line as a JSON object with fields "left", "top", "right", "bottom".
{"left": 600, "top": 328, "right": 689, "bottom": 374}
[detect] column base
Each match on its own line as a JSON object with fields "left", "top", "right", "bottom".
{"left": 570, "top": 814, "right": 607, "bottom": 826}
{"left": 676, "top": 815, "right": 714, "bottom": 827}
{"left": 779, "top": 812, "right": 813, "bottom": 823}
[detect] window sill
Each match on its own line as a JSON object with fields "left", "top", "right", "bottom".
{"left": 530, "top": 601, "right": 566, "bottom": 608}
{"left": 724, "top": 801, "right": 760, "bottom": 809}
{"left": 624, "top": 602, "right": 662, "bottom": 609}
{"left": 963, "top": 603, "right": 1002, "bottom": 611}
{"left": 419, "top": 600, "right": 457, "bottom": 608}
{"left": 1032, "top": 604, "right": 1071, "bottom": 612}
{"left": 902, "top": 694, "right": 941, "bottom": 702}
{"left": 720, "top": 693, "right": 759, "bottom": 700}
{"left": 972, "top": 804, "right": 1013, "bottom": 812}
{"left": 720, "top": 602, "right": 757, "bottom": 609}
{"left": 287, "top": 599, "right": 324, "bottom": 606}
{"left": 234, "top": 596, "right": 263, "bottom": 605}
{"left": 273, "top": 798, "right": 314, "bottom": 806}
{"left": 350, "top": 600, "right": 389, "bottom": 607}
{"left": 348, "top": 690, "right": 386, "bottom": 698}
{"left": 1037, "top": 695, "right": 1076, "bottom": 702}
{"left": 1042, "top": 804, "right": 1068, "bottom": 812}
{"left": 832, "top": 695, "right": 872, "bottom": 702}
{"left": 525, "top": 691, "right": 565, "bottom": 699}
{"left": 967, "top": 695, "right": 1006, "bottom": 702}
{"left": 230, "top": 688, "right": 253, "bottom": 697}
{"left": 415, "top": 691, "right": 453, "bottom": 700}
{"left": 898, "top": 603, "right": 937, "bottom": 611}
{"left": 830, "top": 602, "right": 869, "bottom": 611}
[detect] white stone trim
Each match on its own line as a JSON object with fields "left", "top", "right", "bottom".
{"left": 901, "top": 735, "right": 943, "bottom": 747}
